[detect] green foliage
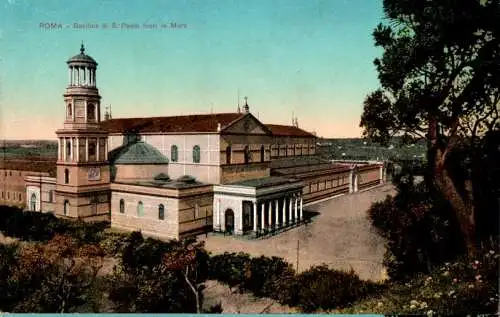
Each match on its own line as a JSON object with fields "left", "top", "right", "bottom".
{"left": 338, "top": 249, "right": 499, "bottom": 315}
{"left": 367, "top": 174, "right": 464, "bottom": 281}
{"left": 208, "top": 252, "right": 378, "bottom": 312}
{"left": 0, "top": 206, "right": 110, "bottom": 246}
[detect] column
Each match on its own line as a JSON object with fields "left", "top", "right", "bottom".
{"left": 76, "top": 138, "right": 79, "bottom": 161}
{"left": 354, "top": 175, "right": 358, "bottom": 192}
{"left": 93, "top": 70, "right": 96, "bottom": 86}
{"left": 239, "top": 205, "right": 244, "bottom": 235}
{"left": 300, "top": 195, "right": 303, "bottom": 221}
{"left": 96, "top": 138, "right": 100, "bottom": 161}
{"left": 267, "top": 201, "right": 272, "bottom": 229}
{"left": 69, "top": 138, "right": 73, "bottom": 161}
{"left": 85, "top": 138, "right": 89, "bottom": 161}
{"left": 83, "top": 67, "right": 86, "bottom": 86}
{"left": 349, "top": 170, "right": 354, "bottom": 193}
{"left": 282, "top": 198, "right": 287, "bottom": 226}
{"left": 72, "top": 100, "right": 75, "bottom": 121}
{"left": 294, "top": 194, "right": 299, "bottom": 221}
{"left": 104, "top": 140, "right": 108, "bottom": 161}
{"left": 288, "top": 196, "right": 293, "bottom": 223}
{"left": 274, "top": 199, "right": 279, "bottom": 227}
{"left": 68, "top": 67, "right": 71, "bottom": 85}
{"left": 63, "top": 138, "right": 67, "bottom": 161}
{"left": 217, "top": 198, "right": 221, "bottom": 231}
{"left": 260, "top": 202, "right": 265, "bottom": 230}
{"left": 95, "top": 102, "right": 99, "bottom": 122}
{"left": 379, "top": 165, "right": 384, "bottom": 184}
{"left": 84, "top": 100, "right": 88, "bottom": 121}
{"left": 253, "top": 201, "right": 257, "bottom": 232}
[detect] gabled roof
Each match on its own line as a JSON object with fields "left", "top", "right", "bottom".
{"left": 101, "top": 113, "right": 245, "bottom": 134}
{"left": 265, "top": 124, "right": 316, "bottom": 138}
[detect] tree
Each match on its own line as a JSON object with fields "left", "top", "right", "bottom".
{"left": 10, "top": 234, "right": 104, "bottom": 313}
{"left": 360, "top": 0, "right": 500, "bottom": 255}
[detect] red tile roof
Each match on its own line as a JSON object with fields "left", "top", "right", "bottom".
{"left": 0, "top": 157, "right": 57, "bottom": 176}
{"left": 101, "top": 113, "right": 245, "bottom": 134}
{"left": 265, "top": 124, "right": 316, "bottom": 138}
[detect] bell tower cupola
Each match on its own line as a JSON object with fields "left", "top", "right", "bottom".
{"left": 64, "top": 42, "right": 101, "bottom": 130}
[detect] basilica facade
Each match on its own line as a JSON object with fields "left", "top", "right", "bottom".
{"left": 18, "top": 45, "right": 386, "bottom": 240}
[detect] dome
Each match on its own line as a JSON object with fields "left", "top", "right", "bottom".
{"left": 110, "top": 141, "right": 169, "bottom": 165}
{"left": 176, "top": 175, "right": 197, "bottom": 183}
{"left": 67, "top": 44, "right": 97, "bottom": 65}
{"left": 154, "top": 173, "right": 171, "bottom": 182}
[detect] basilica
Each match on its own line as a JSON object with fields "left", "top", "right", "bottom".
{"left": 13, "top": 45, "right": 386, "bottom": 240}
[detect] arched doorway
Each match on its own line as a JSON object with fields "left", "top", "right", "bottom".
{"left": 30, "top": 193, "right": 37, "bottom": 211}
{"left": 225, "top": 209, "right": 235, "bottom": 234}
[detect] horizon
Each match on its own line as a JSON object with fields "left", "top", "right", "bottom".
{"left": 1, "top": 0, "right": 384, "bottom": 140}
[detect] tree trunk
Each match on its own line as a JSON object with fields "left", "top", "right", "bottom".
{"left": 184, "top": 266, "right": 201, "bottom": 313}
{"left": 427, "top": 116, "right": 477, "bottom": 257}
{"left": 434, "top": 161, "right": 477, "bottom": 256}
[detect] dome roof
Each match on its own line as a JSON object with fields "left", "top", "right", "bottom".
{"left": 154, "top": 173, "right": 171, "bottom": 182}
{"left": 67, "top": 44, "right": 97, "bottom": 65}
{"left": 109, "top": 141, "right": 169, "bottom": 165}
{"left": 176, "top": 175, "right": 197, "bottom": 183}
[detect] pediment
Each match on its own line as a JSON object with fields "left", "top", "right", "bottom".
{"left": 222, "top": 114, "right": 271, "bottom": 135}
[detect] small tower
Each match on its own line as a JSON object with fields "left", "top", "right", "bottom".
{"left": 242, "top": 96, "right": 249, "bottom": 114}
{"left": 55, "top": 43, "right": 110, "bottom": 220}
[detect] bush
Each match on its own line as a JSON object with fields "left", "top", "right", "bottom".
{"left": 367, "top": 176, "right": 464, "bottom": 281}
{"left": 208, "top": 252, "right": 377, "bottom": 312}
{"left": 0, "top": 206, "right": 110, "bottom": 246}
{"left": 99, "top": 230, "right": 133, "bottom": 257}
{"left": 288, "top": 265, "right": 374, "bottom": 312}
{"left": 339, "top": 248, "right": 499, "bottom": 315}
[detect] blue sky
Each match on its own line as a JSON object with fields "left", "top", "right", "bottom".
{"left": 0, "top": 0, "right": 384, "bottom": 139}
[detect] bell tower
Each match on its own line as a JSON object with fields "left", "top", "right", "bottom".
{"left": 55, "top": 43, "right": 111, "bottom": 220}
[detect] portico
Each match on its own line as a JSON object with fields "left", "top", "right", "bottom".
{"left": 213, "top": 176, "right": 304, "bottom": 237}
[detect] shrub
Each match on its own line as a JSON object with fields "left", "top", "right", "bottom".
{"left": 289, "top": 265, "right": 372, "bottom": 312}
{"left": 367, "top": 176, "right": 464, "bottom": 281}
{"left": 207, "top": 252, "right": 251, "bottom": 290}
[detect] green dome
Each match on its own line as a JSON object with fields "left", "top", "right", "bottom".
{"left": 110, "top": 141, "right": 169, "bottom": 165}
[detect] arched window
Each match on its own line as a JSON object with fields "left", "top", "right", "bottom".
{"left": 171, "top": 145, "right": 178, "bottom": 162}
{"left": 193, "top": 145, "right": 201, "bottom": 163}
{"left": 64, "top": 169, "right": 69, "bottom": 184}
{"left": 64, "top": 200, "right": 69, "bottom": 216}
{"left": 87, "top": 103, "right": 95, "bottom": 121}
{"left": 244, "top": 145, "right": 251, "bottom": 164}
{"left": 137, "top": 201, "right": 144, "bottom": 217}
{"left": 67, "top": 104, "right": 72, "bottom": 118}
{"left": 119, "top": 199, "right": 125, "bottom": 213}
{"left": 226, "top": 146, "right": 232, "bottom": 164}
{"left": 260, "top": 145, "right": 265, "bottom": 162}
{"left": 158, "top": 204, "right": 165, "bottom": 220}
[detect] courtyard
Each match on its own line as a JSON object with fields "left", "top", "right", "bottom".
{"left": 202, "top": 183, "right": 396, "bottom": 282}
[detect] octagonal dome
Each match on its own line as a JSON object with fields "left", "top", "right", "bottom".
{"left": 110, "top": 141, "right": 169, "bottom": 165}
{"left": 67, "top": 43, "right": 97, "bottom": 65}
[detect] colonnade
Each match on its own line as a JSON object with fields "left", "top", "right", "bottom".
{"left": 59, "top": 137, "right": 108, "bottom": 162}
{"left": 250, "top": 193, "right": 303, "bottom": 234}
{"left": 69, "top": 66, "right": 96, "bottom": 87}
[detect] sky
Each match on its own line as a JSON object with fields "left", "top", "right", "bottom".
{"left": 0, "top": 0, "right": 384, "bottom": 140}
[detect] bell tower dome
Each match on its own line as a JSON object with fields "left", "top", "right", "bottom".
{"left": 55, "top": 43, "right": 110, "bottom": 221}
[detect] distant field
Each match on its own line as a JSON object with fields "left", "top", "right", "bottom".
{"left": 0, "top": 140, "right": 58, "bottom": 158}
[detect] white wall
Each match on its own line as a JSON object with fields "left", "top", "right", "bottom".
{"left": 213, "top": 194, "right": 244, "bottom": 234}
{"left": 111, "top": 191, "right": 180, "bottom": 240}
{"left": 26, "top": 186, "right": 40, "bottom": 211}
{"left": 108, "top": 133, "right": 221, "bottom": 184}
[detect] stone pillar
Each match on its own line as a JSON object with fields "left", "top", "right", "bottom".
{"left": 274, "top": 199, "right": 279, "bottom": 227}
{"left": 68, "top": 67, "right": 71, "bottom": 85}
{"left": 84, "top": 100, "right": 88, "bottom": 122}
{"left": 85, "top": 138, "right": 89, "bottom": 161}
{"left": 300, "top": 195, "right": 303, "bottom": 221}
{"left": 349, "top": 169, "right": 354, "bottom": 193}
{"left": 260, "top": 202, "right": 265, "bottom": 230}
{"left": 72, "top": 101, "right": 75, "bottom": 121}
{"left": 282, "top": 198, "right": 287, "bottom": 226}
{"left": 354, "top": 175, "right": 358, "bottom": 192}
{"left": 96, "top": 138, "right": 100, "bottom": 161}
{"left": 93, "top": 70, "right": 96, "bottom": 86}
{"left": 69, "top": 137, "right": 73, "bottom": 161}
{"left": 63, "top": 138, "right": 67, "bottom": 161}
{"left": 76, "top": 138, "right": 79, "bottom": 161}
{"left": 217, "top": 198, "right": 221, "bottom": 231}
{"left": 379, "top": 165, "right": 384, "bottom": 184}
{"left": 253, "top": 201, "right": 257, "bottom": 232}
{"left": 95, "top": 102, "right": 99, "bottom": 122}
{"left": 239, "top": 205, "right": 244, "bottom": 235}
{"left": 294, "top": 194, "right": 298, "bottom": 221}
{"left": 267, "top": 201, "right": 272, "bottom": 229}
{"left": 104, "top": 140, "right": 108, "bottom": 161}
